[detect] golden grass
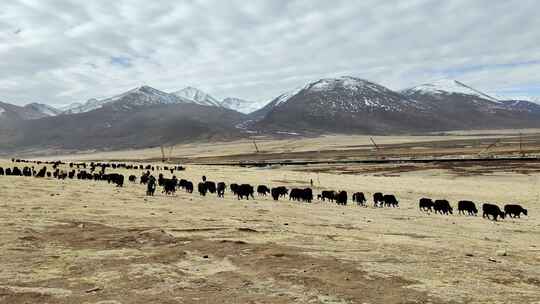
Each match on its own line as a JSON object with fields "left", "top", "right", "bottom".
{"left": 1, "top": 155, "right": 539, "bottom": 303}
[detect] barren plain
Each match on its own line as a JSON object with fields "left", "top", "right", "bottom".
{"left": 1, "top": 132, "right": 540, "bottom": 303}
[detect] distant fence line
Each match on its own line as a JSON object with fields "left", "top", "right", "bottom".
{"left": 192, "top": 156, "right": 540, "bottom": 167}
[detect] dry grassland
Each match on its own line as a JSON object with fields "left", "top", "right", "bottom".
{"left": 1, "top": 153, "right": 539, "bottom": 303}
{"left": 31, "top": 129, "right": 540, "bottom": 163}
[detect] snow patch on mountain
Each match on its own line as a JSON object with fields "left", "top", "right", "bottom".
{"left": 220, "top": 97, "right": 264, "bottom": 114}
{"left": 59, "top": 102, "right": 82, "bottom": 112}
{"left": 62, "top": 98, "right": 109, "bottom": 114}
{"left": 61, "top": 86, "right": 186, "bottom": 114}
{"left": 107, "top": 86, "right": 182, "bottom": 108}
{"left": 309, "top": 76, "right": 382, "bottom": 92}
{"left": 274, "top": 86, "right": 305, "bottom": 107}
{"left": 0, "top": 107, "right": 5, "bottom": 115}
{"left": 258, "top": 76, "right": 424, "bottom": 118}
{"left": 500, "top": 99, "right": 540, "bottom": 113}
{"left": 172, "top": 86, "right": 221, "bottom": 107}
{"left": 403, "top": 79, "right": 500, "bottom": 102}
{"left": 24, "top": 103, "right": 61, "bottom": 116}
{"left": 307, "top": 76, "right": 422, "bottom": 112}
{"left": 499, "top": 96, "right": 540, "bottom": 104}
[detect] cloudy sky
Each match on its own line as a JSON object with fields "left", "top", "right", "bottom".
{"left": 1, "top": 0, "right": 539, "bottom": 107}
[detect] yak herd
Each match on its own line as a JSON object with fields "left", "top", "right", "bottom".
{"left": 418, "top": 198, "right": 527, "bottom": 221}
{"left": 1, "top": 159, "right": 529, "bottom": 222}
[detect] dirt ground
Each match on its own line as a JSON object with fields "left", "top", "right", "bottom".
{"left": 1, "top": 154, "right": 539, "bottom": 304}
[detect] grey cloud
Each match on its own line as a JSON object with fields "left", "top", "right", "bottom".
{"left": 1, "top": 0, "right": 539, "bottom": 106}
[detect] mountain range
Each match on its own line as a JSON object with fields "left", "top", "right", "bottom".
{"left": 1, "top": 77, "right": 540, "bottom": 153}
{"left": 58, "top": 86, "right": 258, "bottom": 115}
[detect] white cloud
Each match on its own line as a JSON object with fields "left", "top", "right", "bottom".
{"left": 0, "top": 0, "right": 539, "bottom": 106}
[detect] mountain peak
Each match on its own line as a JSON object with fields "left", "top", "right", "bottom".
{"left": 307, "top": 76, "right": 377, "bottom": 92}
{"left": 221, "top": 97, "right": 265, "bottom": 114}
{"left": 134, "top": 85, "right": 162, "bottom": 93}
{"left": 172, "top": 87, "right": 221, "bottom": 107}
{"left": 403, "top": 79, "right": 500, "bottom": 102}
{"left": 61, "top": 86, "right": 181, "bottom": 114}
{"left": 259, "top": 76, "right": 421, "bottom": 119}
{"left": 23, "top": 103, "right": 61, "bottom": 116}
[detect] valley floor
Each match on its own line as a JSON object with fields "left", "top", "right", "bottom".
{"left": 0, "top": 159, "right": 539, "bottom": 303}
{"left": 29, "top": 129, "right": 540, "bottom": 164}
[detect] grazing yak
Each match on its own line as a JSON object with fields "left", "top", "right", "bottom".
{"left": 419, "top": 198, "right": 434, "bottom": 212}
{"left": 458, "top": 200, "right": 478, "bottom": 216}
{"left": 217, "top": 182, "right": 226, "bottom": 198}
{"left": 23, "top": 167, "right": 32, "bottom": 177}
{"left": 35, "top": 167, "right": 47, "bottom": 178}
{"left": 289, "top": 188, "right": 313, "bottom": 203}
{"left": 352, "top": 192, "right": 366, "bottom": 206}
{"left": 178, "top": 179, "right": 194, "bottom": 193}
{"left": 318, "top": 190, "right": 336, "bottom": 202}
{"left": 290, "top": 188, "right": 313, "bottom": 203}
{"left": 483, "top": 203, "right": 505, "bottom": 221}
{"left": 434, "top": 200, "right": 453, "bottom": 215}
{"left": 11, "top": 167, "right": 22, "bottom": 176}
{"left": 504, "top": 204, "right": 527, "bottom": 218}
{"left": 140, "top": 173, "right": 150, "bottom": 185}
{"left": 198, "top": 182, "right": 208, "bottom": 196}
{"left": 303, "top": 188, "right": 313, "bottom": 203}
{"left": 289, "top": 189, "right": 302, "bottom": 201}
{"left": 271, "top": 186, "right": 288, "bottom": 201}
{"left": 128, "top": 175, "right": 137, "bottom": 183}
{"left": 205, "top": 181, "right": 217, "bottom": 194}
{"left": 373, "top": 192, "right": 384, "bottom": 208}
{"left": 0, "top": 167, "right": 3, "bottom": 175}
{"left": 336, "top": 191, "right": 348, "bottom": 206}
{"left": 146, "top": 176, "right": 156, "bottom": 196}
{"left": 106, "top": 173, "right": 124, "bottom": 187}
{"left": 162, "top": 177, "right": 177, "bottom": 195}
{"left": 184, "top": 181, "right": 194, "bottom": 193}
{"left": 237, "top": 184, "right": 255, "bottom": 200}
{"left": 383, "top": 194, "right": 399, "bottom": 208}
{"left": 257, "top": 185, "right": 270, "bottom": 196}
{"left": 230, "top": 183, "right": 239, "bottom": 196}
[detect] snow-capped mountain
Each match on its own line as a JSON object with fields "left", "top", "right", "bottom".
{"left": 24, "top": 103, "right": 61, "bottom": 116}
{"left": 401, "top": 79, "right": 500, "bottom": 102}
{"left": 401, "top": 79, "right": 507, "bottom": 113}
{"left": 59, "top": 86, "right": 258, "bottom": 115}
{"left": 59, "top": 102, "right": 82, "bottom": 112}
{"left": 252, "top": 76, "right": 540, "bottom": 134}
{"left": 62, "top": 98, "right": 109, "bottom": 114}
{"left": 61, "top": 86, "right": 188, "bottom": 114}
{"left": 103, "top": 86, "right": 185, "bottom": 111}
{"left": 0, "top": 101, "right": 51, "bottom": 122}
{"left": 254, "top": 76, "right": 435, "bottom": 133}
{"left": 4, "top": 76, "right": 540, "bottom": 152}
{"left": 401, "top": 79, "right": 540, "bottom": 129}
{"left": 499, "top": 99, "right": 540, "bottom": 113}
{"left": 266, "top": 76, "right": 422, "bottom": 114}
{"left": 220, "top": 97, "right": 266, "bottom": 114}
{"left": 172, "top": 86, "right": 221, "bottom": 107}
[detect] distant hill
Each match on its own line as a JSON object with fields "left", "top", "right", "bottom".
{"left": 0, "top": 86, "right": 247, "bottom": 153}
{"left": 251, "top": 77, "right": 540, "bottom": 134}
{"left": 2, "top": 77, "right": 540, "bottom": 154}
{"left": 253, "top": 77, "right": 437, "bottom": 134}
{"left": 0, "top": 101, "right": 54, "bottom": 123}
